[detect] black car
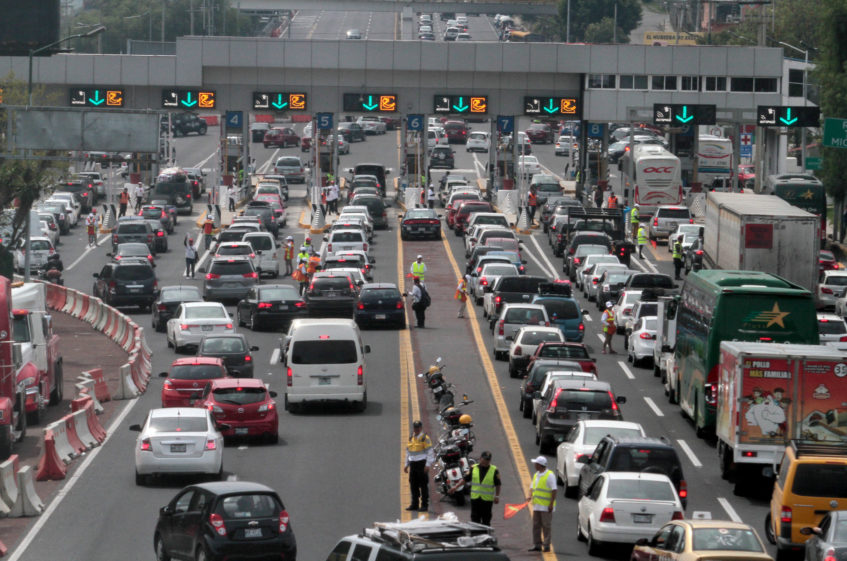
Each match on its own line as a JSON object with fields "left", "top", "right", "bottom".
{"left": 168, "top": 112, "right": 208, "bottom": 137}
{"left": 540, "top": 196, "right": 580, "bottom": 232}
{"left": 140, "top": 204, "right": 174, "bottom": 234}
{"left": 56, "top": 182, "right": 94, "bottom": 212}
{"left": 242, "top": 203, "right": 278, "bottom": 237}
{"left": 684, "top": 237, "right": 704, "bottom": 274}
{"left": 153, "top": 482, "right": 296, "bottom": 561}
{"left": 250, "top": 122, "right": 270, "bottom": 142}
{"left": 576, "top": 435, "right": 686, "bottom": 507}
{"left": 487, "top": 275, "right": 548, "bottom": 320}
{"left": 624, "top": 272, "right": 676, "bottom": 291}
{"left": 401, "top": 208, "right": 441, "bottom": 240}
{"left": 595, "top": 270, "right": 633, "bottom": 310}
{"left": 112, "top": 217, "right": 156, "bottom": 254}
{"left": 429, "top": 146, "right": 455, "bottom": 170}
{"left": 149, "top": 198, "right": 179, "bottom": 225}
{"left": 237, "top": 284, "right": 307, "bottom": 330}
{"left": 152, "top": 286, "right": 203, "bottom": 332}
{"left": 349, "top": 194, "right": 387, "bottom": 229}
{"left": 354, "top": 283, "right": 405, "bottom": 329}
{"left": 338, "top": 122, "right": 366, "bottom": 142}
{"left": 197, "top": 334, "right": 258, "bottom": 378}
{"left": 92, "top": 260, "right": 159, "bottom": 310}
{"left": 145, "top": 220, "right": 169, "bottom": 253}
{"left": 304, "top": 272, "right": 357, "bottom": 318}
{"left": 519, "top": 358, "right": 587, "bottom": 419}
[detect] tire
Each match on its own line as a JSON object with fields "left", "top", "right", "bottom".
{"left": 719, "top": 442, "right": 734, "bottom": 480}
{"left": 587, "top": 526, "right": 602, "bottom": 556}
{"left": 508, "top": 364, "right": 518, "bottom": 378}
{"left": 26, "top": 393, "right": 42, "bottom": 426}
{"left": 135, "top": 470, "right": 147, "bottom": 486}
{"left": 250, "top": 313, "right": 260, "bottom": 331}
{"left": 576, "top": 518, "right": 586, "bottom": 542}
{"left": 357, "top": 392, "right": 367, "bottom": 412}
{"left": 0, "top": 425, "right": 12, "bottom": 461}
{"left": 195, "top": 546, "right": 209, "bottom": 561}
{"left": 765, "top": 513, "right": 777, "bottom": 545}
{"left": 237, "top": 309, "right": 245, "bottom": 327}
{"left": 266, "top": 431, "right": 279, "bottom": 444}
{"left": 653, "top": 364, "right": 661, "bottom": 377}
{"left": 522, "top": 400, "right": 532, "bottom": 419}
{"left": 49, "top": 363, "right": 63, "bottom": 405}
{"left": 154, "top": 535, "right": 171, "bottom": 561}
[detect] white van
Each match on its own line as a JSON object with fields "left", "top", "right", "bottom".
{"left": 241, "top": 232, "right": 279, "bottom": 278}
{"left": 282, "top": 319, "right": 370, "bottom": 412}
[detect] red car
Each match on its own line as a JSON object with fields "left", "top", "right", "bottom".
{"left": 196, "top": 378, "right": 279, "bottom": 443}
{"left": 525, "top": 123, "right": 555, "bottom": 144}
{"left": 160, "top": 357, "right": 228, "bottom": 408}
{"left": 820, "top": 250, "right": 841, "bottom": 274}
{"left": 737, "top": 164, "right": 755, "bottom": 188}
{"left": 263, "top": 127, "right": 299, "bottom": 148}
{"left": 525, "top": 342, "right": 597, "bottom": 376}
{"left": 452, "top": 200, "right": 493, "bottom": 234}
{"left": 443, "top": 120, "right": 469, "bottom": 144}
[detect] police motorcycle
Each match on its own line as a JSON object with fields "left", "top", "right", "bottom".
{"left": 418, "top": 357, "right": 449, "bottom": 404}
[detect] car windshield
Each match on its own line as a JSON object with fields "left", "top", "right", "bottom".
{"left": 259, "top": 286, "right": 299, "bottom": 300}
{"left": 201, "top": 338, "right": 246, "bottom": 353}
{"left": 483, "top": 265, "right": 518, "bottom": 276}
{"left": 333, "top": 232, "right": 364, "bottom": 243}
{"left": 584, "top": 426, "right": 642, "bottom": 445}
{"left": 313, "top": 278, "right": 352, "bottom": 291}
{"left": 539, "top": 345, "right": 589, "bottom": 359}
{"left": 148, "top": 416, "right": 208, "bottom": 432}
{"left": 520, "top": 331, "right": 563, "bottom": 345}
{"left": 611, "top": 447, "right": 679, "bottom": 475}
{"left": 118, "top": 244, "right": 149, "bottom": 256}
{"left": 212, "top": 386, "right": 266, "bottom": 405}
{"left": 826, "top": 276, "right": 847, "bottom": 286}
{"left": 538, "top": 299, "right": 579, "bottom": 320}
{"left": 606, "top": 479, "right": 676, "bottom": 501}
{"left": 691, "top": 528, "right": 763, "bottom": 552}
{"left": 185, "top": 306, "right": 227, "bottom": 320}
{"left": 169, "top": 364, "right": 225, "bottom": 380}
{"left": 114, "top": 265, "right": 154, "bottom": 280}
{"left": 291, "top": 340, "right": 357, "bottom": 364}
{"left": 406, "top": 210, "right": 435, "bottom": 219}
{"left": 277, "top": 158, "right": 300, "bottom": 167}
{"left": 505, "top": 308, "right": 546, "bottom": 324}
{"left": 556, "top": 390, "right": 612, "bottom": 411}
{"left": 792, "top": 464, "right": 847, "bottom": 497}
{"left": 30, "top": 240, "right": 52, "bottom": 251}
{"left": 245, "top": 236, "right": 273, "bottom": 251}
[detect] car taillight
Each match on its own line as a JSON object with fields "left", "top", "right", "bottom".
{"left": 547, "top": 389, "right": 560, "bottom": 412}
{"left": 357, "top": 302, "right": 365, "bottom": 310}
{"left": 653, "top": 218, "right": 658, "bottom": 226}
{"left": 689, "top": 218, "right": 694, "bottom": 224}
{"left": 519, "top": 265, "right": 525, "bottom": 272}
{"left": 592, "top": 278, "right": 599, "bottom": 284}
{"left": 704, "top": 383, "right": 717, "bottom": 406}
{"left": 679, "top": 480, "right": 688, "bottom": 499}
{"left": 225, "top": 323, "right": 232, "bottom": 329}
{"left": 327, "top": 243, "right": 332, "bottom": 252}
{"left": 672, "top": 511, "right": 684, "bottom": 520}
{"left": 480, "top": 278, "right": 488, "bottom": 286}
{"left": 205, "top": 439, "right": 217, "bottom": 450}
{"left": 640, "top": 332, "right": 655, "bottom": 339}
{"left": 514, "top": 346, "right": 522, "bottom": 356}
{"left": 147, "top": 255, "right": 154, "bottom": 262}
{"left": 363, "top": 243, "right": 368, "bottom": 251}
{"left": 157, "top": 304, "right": 167, "bottom": 311}
{"left": 156, "top": 230, "right": 164, "bottom": 237}
{"left": 609, "top": 391, "right": 620, "bottom": 412}
{"left": 357, "top": 365, "right": 363, "bottom": 385}
{"left": 179, "top": 324, "right": 189, "bottom": 331}
{"left": 840, "top": 335, "right": 847, "bottom": 342}
{"left": 140, "top": 438, "right": 151, "bottom": 451}
{"left": 206, "top": 273, "right": 220, "bottom": 279}
{"left": 578, "top": 323, "right": 584, "bottom": 331}
{"left": 294, "top": 302, "right": 306, "bottom": 308}
{"left": 623, "top": 307, "right": 632, "bottom": 315}
{"left": 287, "top": 367, "right": 293, "bottom": 386}
{"left": 258, "top": 302, "right": 273, "bottom": 309}
{"left": 599, "top": 507, "right": 616, "bottom": 523}
{"left": 695, "top": 250, "right": 703, "bottom": 255}
{"left": 279, "top": 510, "right": 290, "bottom": 533}
{"left": 243, "top": 272, "right": 258, "bottom": 279}
{"left": 498, "top": 320, "right": 505, "bottom": 336}
{"left": 244, "top": 355, "right": 252, "bottom": 362}
{"left": 574, "top": 453, "right": 587, "bottom": 463}
{"left": 108, "top": 281, "right": 117, "bottom": 292}
{"left": 209, "top": 513, "right": 227, "bottom": 536}
{"left": 495, "top": 295, "right": 502, "bottom": 306}
{"left": 186, "top": 193, "right": 191, "bottom": 199}
{"left": 822, "top": 287, "right": 834, "bottom": 294}
{"left": 824, "top": 550, "right": 837, "bottom": 561}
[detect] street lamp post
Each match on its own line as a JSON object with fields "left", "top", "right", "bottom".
{"left": 124, "top": 12, "right": 153, "bottom": 42}
{"left": 778, "top": 41, "right": 809, "bottom": 173}
{"left": 25, "top": 25, "right": 105, "bottom": 281}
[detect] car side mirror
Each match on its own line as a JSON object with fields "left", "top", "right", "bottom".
{"left": 616, "top": 396, "right": 627, "bottom": 404}
{"left": 250, "top": 346, "right": 259, "bottom": 351}
{"left": 160, "top": 505, "right": 173, "bottom": 516}
{"left": 269, "top": 391, "right": 278, "bottom": 398}
{"left": 92, "top": 273, "right": 99, "bottom": 278}
{"left": 158, "top": 372, "right": 169, "bottom": 378}
{"left": 364, "top": 345, "right": 371, "bottom": 354}
{"left": 129, "top": 424, "right": 142, "bottom": 432}
{"left": 357, "top": 280, "right": 364, "bottom": 286}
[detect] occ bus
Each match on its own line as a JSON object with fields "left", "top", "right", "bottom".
{"left": 620, "top": 143, "right": 683, "bottom": 215}
{"left": 673, "top": 270, "right": 818, "bottom": 436}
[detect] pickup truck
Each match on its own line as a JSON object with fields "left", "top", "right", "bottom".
{"left": 560, "top": 208, "right": 634, "bottom": 267}
{"left": 484, "top": 275, "right": 548, "bottom": 324}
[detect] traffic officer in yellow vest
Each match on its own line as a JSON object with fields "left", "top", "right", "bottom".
{"left": 637, "top": 224, "right": 648, "bottom": 259}
{"left": 526, "top": 456, "right": 556, "bottom": 552}
{"left": 466, "top": 451, "right": 500, "bottom": 525}
{"left": 296, "top": 247, "right": 310, "bottom": 266}
{"left": 672, "top": 237, "right": 684, "bottom": 280}
{"left": 283, "top": 236, "right": 295, "bottom": 276}
{"left": 410, "top": 255, "right": 426, "bottom": 284}
{"left": 630, "top": 203, "right": 640, "bottom": 240}
{"left": 404, "top": 420, "right": 434, "bottom": 511}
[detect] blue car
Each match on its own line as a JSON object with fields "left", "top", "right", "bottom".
{"left": 532, "top": 293, "right": 586, "bottom": 342}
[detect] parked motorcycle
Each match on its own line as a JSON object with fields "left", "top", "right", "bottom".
{"left": 432, "top": 442, "right": 472, "bottom": 506}
{"left": 419, "top": 357, "right": 448, "bottom": 403}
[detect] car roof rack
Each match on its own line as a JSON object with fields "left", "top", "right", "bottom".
{"left": 362, "top": 519, "right": 498, "bottom": 553}
{"left": 790, "top": 440, "right": 847, "bottom": 458}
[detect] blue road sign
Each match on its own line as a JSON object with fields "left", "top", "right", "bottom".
{"left": 225, "top": 110, "right": 243, "bottom": 131}
{"left": 407, "top": 114, "right": 424, "bottom": 132}
{"left": 497, "top": 115, "right": 514, "bottom": 134}
{"left": 587, "top": 123, "right": 604, "bottom": 138}
{"left": 316, "top": 112, "right": 333, "bottom": 131}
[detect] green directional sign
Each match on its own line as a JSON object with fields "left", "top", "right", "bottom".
{"left": 433, "top": 94, "right": 488, "bottom": 115}
{"left": 823, "top": 117, "right": 847, "bottom": 149}
{"left": 756, "top": 105, "right": 819, "bottom": 127}
{"left": 252, "top": 92, "right": 308, "bottom": 111}
{"left": 161, "top": 89, "right": 216, "bottom": 109}
{"left": 653, "top": 104, "right": 716, "bottom": 126}
{"left": 342, "top": 93, "right": 397, "bottom": 113}
{"left": 523, "top": 96, "right": 579, "bottom": 116}
{"left": 69, "top": 87, "right": 125, "bottom": 108}
{"left": 805, "top": 156, "right": 822, "bottom": 170}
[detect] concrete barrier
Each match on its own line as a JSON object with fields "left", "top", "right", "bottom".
{"left": 75, "top": 378, "right": 104, "bottom": 414}
{"left": 75, "top": 293, "right": 90, "bottom": 320}
{"left": 114, "top": 363, "right": 140, "bottom": 400}
{"left": 83, "top": 296, "right": 102, "bottom": 325}
{"left": 10, "top": 466, "right": 44, "bottom": 517}
{"left": 0, "top": 456, "right": 18, "bottom": 510}
{"left": 63, "top": 415, "right": 86, "bottom": 456}
{"left": 45, "top": 419, "right": 75, "bottom": 464}
{"left": 71, "top": 408, "right": 98, "bottom": 449}
{"left": 60, "top": 288, "right": 77, "bottom": 315}
{"left": 86, "top": 401, "right": 107, "bottom": 443}
{"left": 82, "top": 368, "right": 110, "bottom": 403}
{"left": 35, "top": 430, "right": 67, "bottom": 481}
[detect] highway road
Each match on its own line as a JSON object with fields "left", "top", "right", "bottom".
{"left": 6, "top": 109, "right": 777, "bottom": 561}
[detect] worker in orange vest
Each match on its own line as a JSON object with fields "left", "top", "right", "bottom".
{"left": 118, "top": 188, "right": 129, "bottom": 217}
{"left": 283, "top": 235, "right": 295, "bottom": 276}
{"left": 203, "top": 216, "right": 214, "bottom": 251}
{"left": 527, "top": 187, "right": 538, "bottom": 225}
{"left": 607, "top": 193, "right": 619, "bottom": 209}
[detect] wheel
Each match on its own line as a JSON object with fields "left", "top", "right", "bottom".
{"left": 167, "top": 337, "right": 173, "bottom": 349}
{"left": 564, "top": 479, "right": 577, "bottom": 498}
{"left": 576, "top": 517, "right": 587, "bottom": 542}
{"left": 765, "top": 513, "right": 777, "bottom": 544}
{"left": 522, "top": 400, "right": 532, "bottom": 419}
{"left": 0, "top": 425, "right": 12, "bottom": 460}
{"left": 154, "top": 535, "right": 171, "bottom": 561}
{"left": 508, "top": 364, "right": 518, "bottom": 378}
{"left": 195, "top": 546, "right": 209, "bottom": 561}
{"left": 250, "top": 313, "right": 259, "bottom": 331}
{"left": 587, "top": 526, "right": 602, "bottom": 556}
{"left": 49, "top": 364, "right": 63, "bottom": 405}
{"left": 357, "top": 392, "right": 367, "bottom": 412}
{"left": 26, "top": 392, "right": 42, "bottom": 426}
{"left": 668, "top": 381, "right": 678, "bottom": 404}
{"left": 135, "top": 470, "right": 147, "bottom": 486}
{"left": 653, "top": 364, "right": 661, "bottom": 377}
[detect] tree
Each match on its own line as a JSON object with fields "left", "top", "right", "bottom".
{"left": 0, "top": 74, "right": 66, "bottom": 278}
{"left": 814, "top": 0, "right": 847, "bottom": 202}
{"left": 584, "top": 17, "right": 629, "bottom": 44}
{"left": 706, "top": 0, "right": 823, "bottom": 54}
{"left": 558, "top": 0, "right": 641, "bottom": 43}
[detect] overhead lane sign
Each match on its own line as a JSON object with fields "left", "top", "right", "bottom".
{"left": 162, "top": 89, "right": 216, "bottom": 109}
{"left": 523, "top": 96, "right": 578, "bottom": 116}
{"left": 253, "top": 92, "right": 307, "bottom": 111}
{"left": 757, "top": 105, "right": 820, "bottom": 127}
{"left": 434, "top": 94, "right": 488, "bottom": 115}
{"left": 653, "top": 103, "right": 716, "bottom": 125}
{"left": 343, "top": 93, "right": 397, "bottom": 112}
{"left": 69, "top": 87, "right": 125, "bottom": 108}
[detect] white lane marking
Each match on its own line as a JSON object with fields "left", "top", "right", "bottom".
{"left": 192, "top": 150, "right": 218, "bottom": 170}
{"left": 66, "top": 233, "right": 111, "bottom": 271}
{"left": 237, "top": 445, "right": 249, "bottom": 451}
{"left": 520, "top": 240, "right": 556, "bottom": 279}
{"left": 530, "top": 235, "right": 559, "bottom": 279}
{"left": 270, "top": 348, "right": 280, "bottom": 365}
{"left": 584, "top": 314, "right": 593, "bottom": 322}
{"left": 7, "top": 393, "right": 143, "bottom": 561}
{"left": 643, "top": 396, "right": 664, "bottom": 417}
{"left": 628, "top": 253, "right": 648, "bottom": 273}
{"left": 258, "top": 148, "right": 280, "bottom": 175}
{"left": 676, "top": 439, "right": 703, "bottom": 468}
{"left": 717, "top": 497, "right": 743, "bottom": 523}
{"left": 596, "top": 333, "right": 605, "bottom": 343}
{"left": 617, "top": 360, "right": 636, "bottom": 380}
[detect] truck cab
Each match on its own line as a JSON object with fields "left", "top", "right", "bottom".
{"left": 0, "top": 277, "right": 36, "bottom": 460}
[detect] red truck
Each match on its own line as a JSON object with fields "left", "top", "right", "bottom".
{"left": 11, "top": 282, "right": 63, "bottom": 425}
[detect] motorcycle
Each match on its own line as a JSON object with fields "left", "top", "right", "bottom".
{"left": 39, "top": 254, "right": 64, "bottom": 286}
{"left": 418, "top": 357, "right": 448, "bottom": 403}
{"left": 432, "top": 442, "right": 473, "bottom": 506}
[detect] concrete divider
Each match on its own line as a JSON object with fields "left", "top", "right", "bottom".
{"left": 71, "top": 408, "right": 98, "bottom": 449}
{"left": 63, "top": 415, "right": 86, "bottom": 456}
{"left": 86, "top": 401, "right": 107, "bottom": 443}
{"left": 35, "top": 430, "right": 67, "bottom": 482}
{"left": 0, "top": 456, "right": 18, "bottom": 510}
{"left": 10, "top": 466, "right": 44, "bottom": 517}
{"left": 83, "top": 295, "right": 102, "bottom": 325}
{"left": 75, "top": 378, "right": 104, "bottom": 413}
{"left": 82, "top": 368, "right": 110, "bottom": 403}
{"left": 45, "top": 282, "right": 66, "bottom": 311}
{"left": 60, "top": 288, "right": 77, "bottom": 315}
{"left": 45, "top": 419, "right": 75, "bottom": 464}
{"left": 75, "top": 293, "right": 90, "bottom": 320}
{"left": 114, "top": 363, "right": 140, "bottom": 400}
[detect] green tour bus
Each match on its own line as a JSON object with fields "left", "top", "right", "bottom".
{"left": 674, "top": 270, "right": 819, "bottom": 435}
{"left": 763, "top": 173, "right": 826, "bottom": 240}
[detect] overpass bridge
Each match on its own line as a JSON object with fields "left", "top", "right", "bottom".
{"left": 238, "top": 0, "right": 559, "bottom": 16}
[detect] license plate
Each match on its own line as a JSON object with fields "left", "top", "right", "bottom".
{"left": 244, "top": 528, "right": 263, "bottom": 538}
{"left": 433, "top": 385, "right": 443, "bottom": 393}
{"left": 202, "top": 325, "right": 213, "bottom": 331}
{"left": 632, "top": 513, "right": 652, "bottom": 523}
{"left": 170, "top": 443, "right": 186, "bottom": 453}
{"left": 375, "top": 314, "right": 386, "bottom": 320}
{"left": 129, "top": 288, "right": 141, "bottom": 293}
{"left": 235, "top": 427, "right": 249, "bottom": 435}
{"left": 318, "top": 377, "right": 331, "bottom": 385}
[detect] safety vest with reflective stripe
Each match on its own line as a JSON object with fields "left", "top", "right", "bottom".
{"left": 531, "top": 469, "right": 555, "bottom": 508}
{"left": 603, "top": 310, "right": 615, "bottom": 333}
{"left": 284, "top": 244, "right": 294, "bottom": 260}
{"left": 528, "top": 191, "right": 537, "bottom": 207}
{"left": 607, "top": 196, "right": 619, "bottom": 209}
{"left": 412, "top": 262, "right": 426, "bottom": 281}
{"left": 672, "top": 240, "right": 682, "bottom": 259}
{"left": 630, "top": 207, "right": 639, "bottom": 223}
{"left": 637, "top": 227, "right": 647, "bottom": 245}
{"left": 470, "top": 464, "right": 497, "bottom": 501}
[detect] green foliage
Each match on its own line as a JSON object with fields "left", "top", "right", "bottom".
{"left": 706, "top": 1, "right": 822, "bottom": 53}
{"left": 814, "top": 0, "right": 847, "bottom": 199}
{"left": 557, "top": 0, "right": 641, "bottom": 43}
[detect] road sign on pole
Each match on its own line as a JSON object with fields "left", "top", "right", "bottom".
{"left": 316, "top": 112, "right": 333, "bottom": 131}
{"left": 226, "top": 110, "right": 243, "bottom": 131}
{"left": 806, "top": 156, "right": 822, "bottom": 170}
{"left": 587, "top": 123, "right": 604, "bottom": 138}
{"left": 823, "top": 117, "right": 847, "bottom": 149}
{"left": 497, "top": 115, "right": 514, "bottom": 134}
{"left": 739, "top": 133, "right": 753, "bottom": 157}
{"left": 407, "top": 114, "right": 424, "bottom": 132}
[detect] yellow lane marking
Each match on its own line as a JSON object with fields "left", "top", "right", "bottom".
{"left": 439, "top": 234, "right": 557, "bottom": 561}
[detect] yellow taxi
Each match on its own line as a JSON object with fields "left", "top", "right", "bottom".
{"left": 765, "top": 441, "right": 847, "bottom": 561}
{"left": 630, "top": 520, "right": 773, "bottom": 561}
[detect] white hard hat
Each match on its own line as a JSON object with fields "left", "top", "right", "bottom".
{"left": 606, "top": 301, "right": 614, "bottom": 309}
{"left": 532, "top": 456, "right": 547, "bottom": 467}
{"left": 286, "top": 235, "right": 293, "bottom": 240}
{"left": 417, "top": 254, "right": 423, "bottom": 259}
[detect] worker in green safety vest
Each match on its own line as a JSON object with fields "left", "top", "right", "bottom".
{"left": 673, "top": 237, "right": 683, "bottom": 280}
{"left": 526, "top": 456, "right": 556, "bottom": 552}
{"left": 460, "top": 450, "right": 501, "bottom": 526}
{"left": 637, "top": 225, "right": 648, "bottom": 258}
{"left": 630, "top": 204, "right": 640, "bottom": 240}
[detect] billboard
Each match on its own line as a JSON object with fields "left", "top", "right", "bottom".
{"left": 643, "top": 31, "right": 703, "bottom": 46}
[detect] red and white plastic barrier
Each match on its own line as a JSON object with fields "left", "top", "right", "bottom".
{"left": 0, "top": 455, "right": 18, "bottom": 510}
{"left": 44, "top": 418, "right": 76, "bottom": 465}
{"left": 35, "top": 430, "right": 67, "bottom": 481}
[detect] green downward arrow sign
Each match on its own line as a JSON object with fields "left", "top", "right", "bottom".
{"left": 272, "top": 94, "right": 288, "bottom": 110}
{"left": 88, "top": 90, "right": 104, "bottom": 106}
{"left": 453, "top": 97, "right": 469, "bottom": 112}
{"left": 543, "top": 99, "right": 557, "bottom": 114}
{"left": 181, "top": 91, "right": 197, "bottom": 107}
{"left": 362, "top": 95, "right": 378, "bottom": 111}
{"left": 675, "top": 105, "right": 693, "bottom": 123}
{"left": 780, "top": 108, "right": 798, "bottom": 126}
